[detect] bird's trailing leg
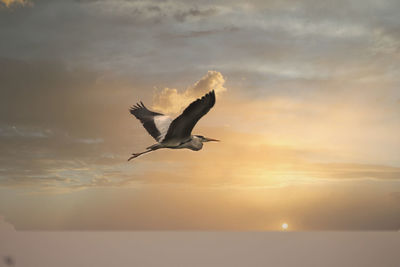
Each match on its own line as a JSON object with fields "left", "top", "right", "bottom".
{"left": 128, "top": 150, "right": 152, "bottom": 161}
{"left": 128, "top": 144, "right": 162, "bottom": 161}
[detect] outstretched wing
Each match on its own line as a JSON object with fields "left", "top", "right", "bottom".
{"left": 163, "top": 90, "right": 216, "bottom": 142}
{"left": 130, "top": 102, "right": 172, "bottom": 142}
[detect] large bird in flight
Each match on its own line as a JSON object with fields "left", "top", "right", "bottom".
{"left": 128, "top": 90, "right": 219, "bottom": 160}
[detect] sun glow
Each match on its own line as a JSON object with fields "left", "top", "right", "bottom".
{"left": 281, "top": 223, "right": 289, "bottom": 231}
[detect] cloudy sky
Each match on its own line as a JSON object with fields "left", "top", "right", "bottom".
{"left": 0, "top": 0, "right": 399, "bottom": 230}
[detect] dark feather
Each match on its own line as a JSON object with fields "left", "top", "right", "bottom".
{"left": 163, "top": 90, "right": 216, "bottom": 142}
{"left": 129, "top": 102, "right": 164, "bottom": 141}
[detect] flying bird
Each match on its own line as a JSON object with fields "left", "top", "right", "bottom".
{"left": 128, "top": 90, "right": 219, "bottom": 160}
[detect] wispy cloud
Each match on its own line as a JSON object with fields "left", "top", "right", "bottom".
{"left": 0, "top": 125, "right": 52, "bottom": 138}
{"left": 75, "top": 137, "right": 104, "bottom": 144}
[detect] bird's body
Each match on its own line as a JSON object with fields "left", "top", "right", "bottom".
{"left": 164, "top": 135, "right": 203, "bottom": 150}
{"left": 128, "top": 90, "right": 219, "bottom": 160}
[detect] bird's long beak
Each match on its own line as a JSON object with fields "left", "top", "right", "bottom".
{"left": 204, "top": 137, "right": 220, "bottom": 142}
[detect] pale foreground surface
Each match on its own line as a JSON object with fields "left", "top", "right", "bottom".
{"left": 1, "top": 231, "right": 399, "bottom": 267}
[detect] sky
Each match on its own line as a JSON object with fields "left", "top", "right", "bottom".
{"left": 0, "top": 0, "right": 399, "bottom": 230}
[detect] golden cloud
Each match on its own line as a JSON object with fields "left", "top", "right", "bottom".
{"left": 152, "top": 70, "right": 226, "bottom": 114}
{"left": 1, "top": 0, "right": 32, "bottom": 7}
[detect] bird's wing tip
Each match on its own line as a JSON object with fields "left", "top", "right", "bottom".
{"left": 130, "top": 102, "right": 145, "bottom": 111}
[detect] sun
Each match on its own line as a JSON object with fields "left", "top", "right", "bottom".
{"left": 281, "top": 223, "right": 288, "bottom": 231}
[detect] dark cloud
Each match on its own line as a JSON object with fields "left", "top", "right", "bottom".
{"left": 1, "top": 0, "right": 399, "bottom": 80}
{"left": 173, "top": 26, "right": 240, "bottom": 38}
{"left": 173, "top": 7, "right": 218, "bottom": 22}
{"left": 74, "top": 0, "right": 219, "bottom": 24}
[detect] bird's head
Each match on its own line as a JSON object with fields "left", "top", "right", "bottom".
{"left": 195, "top": 135, "right": 220, "bottom": 143}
